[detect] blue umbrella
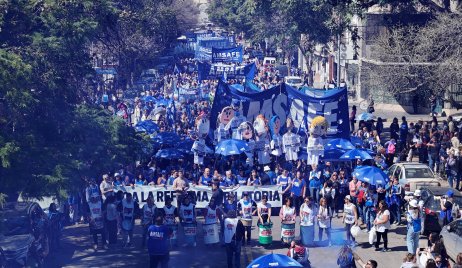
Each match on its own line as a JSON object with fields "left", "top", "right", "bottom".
{"left": 356, "top": 112, "right": 375, "bottom": 121}
{"left": 143, "top": 95, "right": 156, "bottom": 102}
{"left": 340, "top": 149, "right": 373, "bottom": 160}
{"left": 325, "top": 138, "right": 355, "bottom": 150}
{"left": 321, "top": 148, "right": 347, "bottom": 160}
{"left": 247, "top": 253, "right": 303, "bottom": 268}
{"left": 135, "top": 120, "right": 159, "bottom": 134}
{"left": 151, "top": 132, "right": 180, "bottom": 147}
{"left": 353, "top": 165, "right": 389, "bottom": 185}
{"left": 154, "top": 149, "right": 184, "bottom": 160}
{"left": 350, "top": 136, "right": 364, "bottom": 147}
{"left": 215, "top": 139, "right": 249, "bottom": 156}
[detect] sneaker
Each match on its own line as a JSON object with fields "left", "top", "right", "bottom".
{"left": 381, "top": 248, "right": 390, "bottom": 252}
{"left": 375, "top": 247, "right": 380, "bottom": 251}
{"left": 93, "top": 244, "right": 98, "bottom": 251}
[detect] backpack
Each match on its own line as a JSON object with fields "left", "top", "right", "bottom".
{"left": 387, "top": 143, "right": 396, "bottom": 154}
{"left": 357, "top": 190, "right": 366, "bottom": 204}
{"left": 324, "top": 188, "right": 333, "bottom": 203}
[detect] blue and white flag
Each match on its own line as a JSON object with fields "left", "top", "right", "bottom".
{"left": 209, "top": 81, "right": 351, "bottom": 140}
{"left": 212, "top": 46, "right": 243, "bottom": 63}
{"left": 197, "top": 62, "right": 256, "bottom": 82}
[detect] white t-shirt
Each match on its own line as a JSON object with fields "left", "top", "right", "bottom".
{"left": 141, "top": 204, "right": 156, "bottom": 225}
{"left": 224, "top": 218, "right": 238, "bottom": 243}
{"left": 344, "top": 203, "right": 356, "bottom": 224}
{"left": 317, "top": 206, "right": 331, "bottom": 228}
{"left": 300, "top": 204, "right": 316, "bottom": 226}
{"left": 375, "top": 210, "right": 391, "bottom": 232}
{"left": 257, "top": 202, "right": 271, "bottom": 216}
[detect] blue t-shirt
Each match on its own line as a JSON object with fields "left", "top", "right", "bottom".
{"left": 200, "top": 175, "right": 212, "bottom": 186}
{"left": 237, "top": 175, "right": 247, "bottom": 185}
{"left": 147, "top": 224, "right": 171, "bottom": 255}
{"left": 267, "top": 171, "right": 277, "bottom": 185}
{"left": 167, "top": 176, "right": 175, "bottom": 186}
{"left": 309, "top": 178, "right": 322, "bottom": 189}
{"left": 291, "top": 179, "right": 306, "bottom": 197}
{"left": 278, "top": 175, "right": 290, "bottom": 190}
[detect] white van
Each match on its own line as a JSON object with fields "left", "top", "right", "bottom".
{"left": 263, "top": 57, "right": 277, "bottom": 66}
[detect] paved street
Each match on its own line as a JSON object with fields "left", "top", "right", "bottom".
{"left": 45, "top": 214, "right": 427, "bottom": 268}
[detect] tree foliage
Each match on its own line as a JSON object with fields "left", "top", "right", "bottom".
{"left": 0, "top": 0, "right": 185, "bottom": 202}
{"left": 367, "top": 13, "right": 462, "bottom": 96}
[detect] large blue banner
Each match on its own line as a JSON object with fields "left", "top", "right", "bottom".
{"left": 195, "top": 37, "right": 231, "bottom": 61}
{"left": 197, "top": 62, "right": 257, "bottom": 82}
{"left": 212, "top": 46, "right": 243, "bottom": 63}
{"left": 210, "top": 81, "right": 350, "bottom": 139}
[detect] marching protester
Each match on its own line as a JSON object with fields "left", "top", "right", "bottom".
{"left": 105, "top": 195, "right": 118, "bottom": 245}
{"left": 119, "top": 192, "right": 137, "bottom": 248}
{"left": 224, "top": 210, "right": 245, "bottom": 268}
{"left": 179, "top": 195, "right": 196, "bottom": 247}
{"left": 147, "top": 216, "right": 172, "bottom": 268}
{"left": 162, "top": 197, "right": 178, "bottom": 247}
{"left": 317, "top": 197, "right": 332, "bottom": 246}
{"left": 256, "top": 195, "right": 271, "bottom": 224}
{"left": 342, "top": 195, "right": 358, "bottom": 246}
{"left": 374, "top": 200, "right": 391, "bottom": 252}
{"left": 141, "top": 197, "right": 157, "bottom": 248}
{"left": 237, "top": 192, "right": 255, "bottom": 245}
{"left": 300, "top": 196, "right": 316, "bottom": 246}
{"left": 88, "top": 193, "right": 106, "bottom": 251}
{"left": 406, "top": 199, "right": 422, "bottom": 255}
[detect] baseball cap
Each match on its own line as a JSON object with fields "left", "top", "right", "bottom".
{"left": 413, "top": 190, "right": 422, "bottom": 197}
{"left": 264, "top": 166, "right": 271, "bottom": 172}
{"left": 446, "top": 190, "right": 454, "bottom": 197}
{"left": 345, "top": 195, "right": 351, "bottom": 201}
{"left": 114, "top": 173, "right": 121, "bottom": 177}
{"left": 409, "top": 199, "right": 419, "bottom": 208}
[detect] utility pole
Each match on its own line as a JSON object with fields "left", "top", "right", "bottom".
{"left": 337, "top": 33, "right": 341, "bottom": 85}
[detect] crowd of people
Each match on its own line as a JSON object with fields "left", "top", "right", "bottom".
{"left": 53, "top": 54, "right": 462, "bottom": 268}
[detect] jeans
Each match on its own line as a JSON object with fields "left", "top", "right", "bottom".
{"left": 106, "top": 219, "right": 117, "bottom": 244}
{"left": 428, "top": 154, "right": 436, "bottom": 172}
{"left": 318, "top": 227, "right": 331, "bottom": 242}
{"left": 406, "top": 228, "right": 420, "bottom": 254}
{"left": 345, "top": 223, "right": 356, "bottom": 243}
{"left": 390, "top": 203, "right": 401, "bottom": 224}
{"left": 456, "top": 174, "right": 461, "bottom": 190}
{"left": 309, "top": 188, "right": 319, "bottom": 202}
{"left": 365, "top": 207, "right": 376, "bottom": 231}
{"left": 291, "top": 195, "right": 303, "bottom": 216}
{"left": 448, "top": 173, "right": 454, "bottom": 188}
{"left": 375, "top": 229, "right": 389, "bottom": 249}
{"left": 226, "top": 241, "right": 241, "bottom": 268}
{"left": 150, "top": 254, "right": 169, "bottom": 268}
{"left": 358, "top": 203, "right": 365, "bottom": 224}
{"left": 90, "top": 228, "right": 106, "bottom": 246}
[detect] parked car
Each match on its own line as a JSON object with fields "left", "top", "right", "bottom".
{"left": 420, "top": 187, "right": 462, "bottom": 235}
{"left": 0, "top": 202, "right": 48, "bottom": 267}
{"left": 387, "top": 163, "right": 441, "bottom": 198}
{"left": 440, "top": 218, "right": 462, "bottom": 262}
{"left": 284, "top": 76, "right": 303, "bottom": 89}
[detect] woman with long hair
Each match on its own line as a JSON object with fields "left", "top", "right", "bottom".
{"left": 374, "top": 200, "right": 391, "bottom": 251}
{"left": 300, "top": 196, "right": 316, "bottom": 247}
{"left": 336, "top": 245, "right": 355, "bottom": 268}
{"left": 317, "top": 197, "right": 332, "bottom": 246}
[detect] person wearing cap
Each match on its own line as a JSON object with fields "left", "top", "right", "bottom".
{"left": 440, "top": 190, "right": 455, "bottom": 226}
{"left": 99, "top": 174, "right": 114, "bottom": 202}
{"left": 342, "top": 195, "right": 358, "bottom": 246}
{"left": 407, "top": 190, "right": 424, "bottom": 212}
{"left": 113, "top": 173, "right": 122, "bottom": 187}
{"left": 263, "top": 166, "right": 277, "bottom": 185}
{"left": 406, "top": 199, "right": 422, "bottom": 255}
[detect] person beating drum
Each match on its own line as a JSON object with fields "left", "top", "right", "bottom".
{"left": 280, "top": 197, "right": 296, "bottom": 244}
{"left": 238, "top": 192, "right": 256, "bottom": 246}
{"left": 257, "top": 195, "right": 272, "bottom": 224}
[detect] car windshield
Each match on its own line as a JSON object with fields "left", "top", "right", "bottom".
{"left": 287, "top": 78, "right": 302, "bottom": 84}
{"left": 0, "top": 209, "right": 30, "bottom": 236}
{"left": 405, "top": 167, "right": 434, "bottom": 179}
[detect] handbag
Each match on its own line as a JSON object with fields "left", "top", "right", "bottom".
{"left": 350, "top": 225, "right": 360, "bottom": 238}
{"left": 369, "top": 226, "right": 377, "bottom": 245}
